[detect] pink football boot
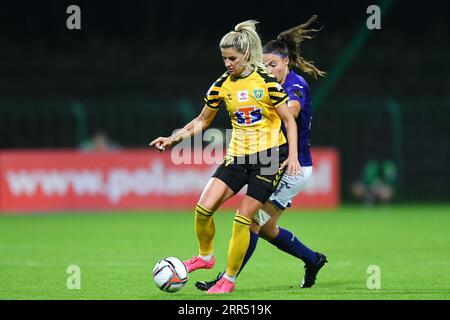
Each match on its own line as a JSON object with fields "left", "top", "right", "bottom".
{"left": 206, "top": 277, "right": 235, "bottom": 294}
{"left": 183, "top": 256, "right": 215, "bottom": 273}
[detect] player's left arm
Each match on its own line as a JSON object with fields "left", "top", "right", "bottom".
{"left": 276, "top": 103, "right": 302, "bottom": 176}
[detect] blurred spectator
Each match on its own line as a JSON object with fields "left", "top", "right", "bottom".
{"left": 80, "top": 130, "right": 120, "bottom": 151}
{"left": 351, "top": 159, "right": 398, "bottom": 206}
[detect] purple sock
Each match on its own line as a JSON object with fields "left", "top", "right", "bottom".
{"left": 269, "top": 227, "right": 317, "bottom": 265}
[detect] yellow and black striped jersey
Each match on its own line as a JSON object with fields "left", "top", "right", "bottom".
{"left": 204, "top": 67, "right": 288, "bottom": 156}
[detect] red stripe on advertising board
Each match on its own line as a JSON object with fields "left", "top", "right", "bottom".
{"left": 0, "top": 149, "right": 339, "bottom": 213}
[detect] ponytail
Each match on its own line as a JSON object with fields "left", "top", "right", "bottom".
{"left": 220, "top": 20, "right": 265, "bottom": 69}
{"left": 264, "top": 15, "right": 326, "bottom": 79}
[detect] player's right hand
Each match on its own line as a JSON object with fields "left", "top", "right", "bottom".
{"left": 149, "top": 137, "right": 172, "bottom": 152}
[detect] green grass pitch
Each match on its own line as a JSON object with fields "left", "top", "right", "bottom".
{"left": 0, "top": 205, "right": 449, "bottom": 300}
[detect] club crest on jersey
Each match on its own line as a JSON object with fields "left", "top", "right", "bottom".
{"left": 253, "top": 88, "right": 264, "bottom": 100}
{"left": 234, "top": 106, "right": 262, "bottom": 125}
{"left": 293, "top": 89, "right": 303, "bottom": 98}
{"left": 237, "top": 90, "right": 249, "bottom": 102}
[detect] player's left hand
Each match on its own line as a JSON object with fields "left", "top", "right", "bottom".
{"left": 280, "top": 157, "right": 303, "bottom": 177}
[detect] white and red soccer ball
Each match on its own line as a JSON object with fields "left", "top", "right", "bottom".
{"left": 152, "top": 257, "right": 188, "bottom": 293}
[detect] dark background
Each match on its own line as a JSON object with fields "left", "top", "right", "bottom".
{"left": 0, "top": 0, "right": 449, "bottom": 202}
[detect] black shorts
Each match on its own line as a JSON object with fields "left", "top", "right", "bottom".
{"left": 212, "top": 144, "right": 289, "bottom": 204}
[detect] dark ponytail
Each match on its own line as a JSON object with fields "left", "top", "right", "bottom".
{"left": 263, "top": 15, "right": 326, "bottom": 79}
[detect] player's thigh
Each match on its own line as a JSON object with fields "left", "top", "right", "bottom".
{"left": 198, "top": 178, "right": 235, "bottom": 211}
{"left": 201, "top": 160, "right": 248, "bottom": 211}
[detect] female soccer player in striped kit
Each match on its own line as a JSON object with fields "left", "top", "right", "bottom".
{"left": 150, "top": 20, "right": 301, "bottom": 293}
{"left": 196, "top": 16, "right": 328, "bottom": 291}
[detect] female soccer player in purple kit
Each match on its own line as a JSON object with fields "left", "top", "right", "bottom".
{"left": 196, "top": 16, "right": 328, "bottom": 291}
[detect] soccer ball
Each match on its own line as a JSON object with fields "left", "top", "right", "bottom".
{"left": 152, "top": 257, "right": 188, "bottom": 293}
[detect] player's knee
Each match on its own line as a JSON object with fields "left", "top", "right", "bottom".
{"left": 259, "top": 224, "right": 279, "bottom": 241}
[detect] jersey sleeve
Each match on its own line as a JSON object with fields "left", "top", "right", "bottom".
{"left": 267, "top": 81, "right": 288, "bottom": 107}
{"left": 203, "top": 73, "right": 228, "bottom": 111}
{"left": 286, "top": 84, "right": 307, "bottom": 107}
{"left": 257, "top": 68, "right": 288, "bottom": 108}
{"left": 204, "top": 85, "right": 222, "bottom": 111}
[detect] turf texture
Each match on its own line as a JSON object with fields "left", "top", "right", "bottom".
{"left": 0, "top": 205, "right": 449, "bottom": 300}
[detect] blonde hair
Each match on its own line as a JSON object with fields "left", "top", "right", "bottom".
{"left": 219, "top": 20, "right": 265, "bottom": 69}
{"left": 264, "top": 15, "right": 326, "bottom": 79}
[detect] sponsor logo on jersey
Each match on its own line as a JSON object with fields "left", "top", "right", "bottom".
{"left": 237, "top": 90, "right": 249, "bottom": 102}
{"left": 234, "top": 106, "right": 262, "bottom": 125}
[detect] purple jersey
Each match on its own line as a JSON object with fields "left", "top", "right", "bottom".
{"left": 281, "top": 70, "right": 313, "bottom": 166}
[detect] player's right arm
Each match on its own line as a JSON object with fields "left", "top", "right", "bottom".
{"left": 149, "top": 106, "right": 218, "bottom": 151}
{"left": 287, "top": 100, "right": 301, "bottom": 119}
